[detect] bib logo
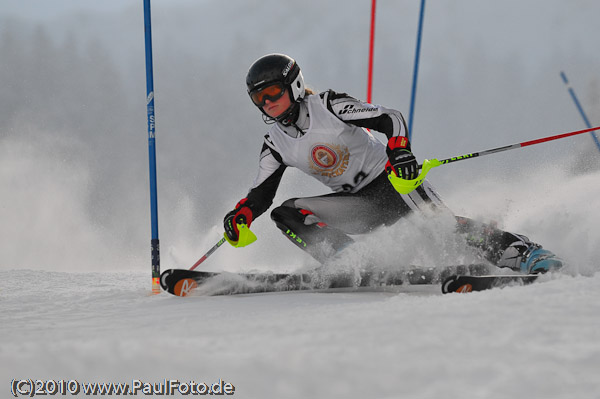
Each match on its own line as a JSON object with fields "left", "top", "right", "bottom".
{"left": 309, "top": 144, "right": 350, "bottom": 177}
{"left": 311, "top": 145, "right": 337, "bottom": 168}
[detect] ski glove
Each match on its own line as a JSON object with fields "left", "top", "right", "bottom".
{"left": 224, "top": 199, "right": 254, "bottom": 242}
{"left": 385, "top": 136, "right": 418, "bottom": 180}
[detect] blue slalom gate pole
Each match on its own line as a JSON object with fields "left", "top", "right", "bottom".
{"left": 407, "top": 0, "right": 426, "bottom": 142}
{"left": 560, "top": 71, "right": 600, "bottom": 152}
{"left": 144, "top": 0, "right": 161, "bottom": 293}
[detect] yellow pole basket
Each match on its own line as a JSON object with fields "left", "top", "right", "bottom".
{"left": 387, "top": 158, "right": 443, "bottom": 194}
{"left": 224, "top": 223, "right": 257, "bottom": 248}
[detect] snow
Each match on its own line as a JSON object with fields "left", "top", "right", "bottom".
{"left": 3, "top": 270, "right": 600, "bottom": 398}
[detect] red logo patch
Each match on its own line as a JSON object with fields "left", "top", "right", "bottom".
{"left": 174, "top": 278, "right": 198, "bottom": 297}
{"left": 311, "top": 145, "right": 338, "bottom": 168}
{"left": 390, "top": 136, "right": 408, "bottom": 149}
{"left": 457, "top": 284, "right": 473, "bottom": 293}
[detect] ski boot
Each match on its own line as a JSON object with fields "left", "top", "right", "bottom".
{"left": 498, "top": 242, "right": 563, "bottom": 274}
{"left": 520, "top": 245, "right": 563, "bottom": 274}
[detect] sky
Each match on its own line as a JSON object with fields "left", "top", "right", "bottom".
{"left": 3, "top": 0, "right": 138, "bottom": 19}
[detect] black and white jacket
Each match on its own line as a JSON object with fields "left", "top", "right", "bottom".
{"left": 243, "top": 90, "right": 410, "bottom": 219}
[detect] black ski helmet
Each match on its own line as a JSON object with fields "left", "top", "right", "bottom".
{"left": 246, "top": 53, "right": 305, "bottom": 123}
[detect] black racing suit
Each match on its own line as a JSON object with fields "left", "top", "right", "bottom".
{"left": 234, "top": 90, "right": 535, "bottom": 267}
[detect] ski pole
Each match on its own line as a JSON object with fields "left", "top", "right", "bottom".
{"left": 434, "top": 125, "right": 600, "bottom": 166}
{"left": 189, "top": 237, "right": 227, "bottom": 271}
{"left": 188, "top": 224, "right": 256, "bottom": 271}
{"left": 389, "top": 125, "right": 600, "bottom": 194}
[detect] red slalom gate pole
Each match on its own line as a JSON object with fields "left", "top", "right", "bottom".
{"left": 367, "top": 0, "right": 376, "bottom": 103}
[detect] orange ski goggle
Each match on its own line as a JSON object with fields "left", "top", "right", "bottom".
{"left": 250, "top": 83, "right": 286, "bottom": 106}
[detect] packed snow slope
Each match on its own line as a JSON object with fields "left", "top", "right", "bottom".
{"left": 2, "top": 1, "right": 600, "bottom": 398}
{"left": 2, "top": 271, "right": 600, "bottom": 399}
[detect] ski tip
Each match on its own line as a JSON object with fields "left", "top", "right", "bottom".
{"left": 160, "top": 269, "right": 200, "bottom": 296}
{"left": 160, "top": 269, "right": 196, "bottom": 296}
{"left": 160, "top": 269, "right": 174, "bottom": 292}
{"left": 160, "top": 268, "right": 222, "bottom": 297}
{"left": 441, "top": 275, "right": 468, "bottom": 294}
{"left": 441, "top": 274, "right": 540, "bottom": 294}
{"left": 444, "top": 281, "right": 473, "bottom": 294}
{"left": 173, "top": 278, "right": 198, "bottom": 297}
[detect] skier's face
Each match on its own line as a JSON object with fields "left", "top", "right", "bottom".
{"left": 262, "top": 89, "right": 292, "bottom": 118}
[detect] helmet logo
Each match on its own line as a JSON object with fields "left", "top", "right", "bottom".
{"left": 282, "top": 60, "right": 294, "bottom": 77}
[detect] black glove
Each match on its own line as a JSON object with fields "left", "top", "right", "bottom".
{"left": 385, "top": 136, "right": 418, "bottom": 180}
{"left": 224, "top": 199, "right": 254, "bottom": 242}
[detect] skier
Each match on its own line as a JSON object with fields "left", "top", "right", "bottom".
{"left": 223, "top": 53, "right": 561, "bottom": 274}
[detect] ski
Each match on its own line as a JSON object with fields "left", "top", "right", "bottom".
{"left": 160, "top": 269, "right": 297, "bottom": 296}
{"left": 441, "top": 274, "right": 539, "bottom": 294}
{"left": 160, "top": 269, "right": 218, "bottom": 296}
{"left": 160, "top": 268, "right": 400, "bottom": 297}
{"left": 160, "top": 264, "right": 494, "bottom": 297}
